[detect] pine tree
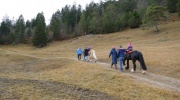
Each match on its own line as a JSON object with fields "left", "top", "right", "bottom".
{"left": 88, "top": 6, "right": 101, "bottom": 34}
{"left": 31, "top": 18, "right": 36, "bottom": 28}
{"left": 167, "top": 0, "right": 178, "bottom": 13}
{"left": 26, "top": 28, "right": 32, "bottom": 38}
{"left": 89, "top": 16, "right": 98, "bottom": 34}
{"left": 102, "top": 4, "right": 117, "bottom": 33}
{"left": 0, "top": 21, "right": 10, "bottom": 39}
{"left": 7, "top": 32, "right": 15, "bottom": 44}
{"left": 0, "top": 17, "right": 12, "bottom": 44}
{"left": 50, "top": 10, "right": 61, "bottom": 40}
{"left": 78, "top": 12, "right": 86, "bottom": 35}
{"left": 119, "top": 13, "right": 129, "bottom": 29}
{"left": 26, "top": 20, "right": 31, "bottom": 27}
{"left": 120, "top": 0, "right": 137, "bottom": 13}
{"left": 33, "top": 12, "right": 47, "bottom": 47}
{"left": 129, "top": 11, "right": 142, "bottom": 28}
{"left": 15, "top": 14, "right": 25, "bottom": 43}
{"left": 142, "top": 4, "right": 165, "bottom": 32}
{"left": 178, "top": 1, "right": 180, "bottom": 16}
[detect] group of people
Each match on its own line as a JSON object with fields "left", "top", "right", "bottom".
{"left": 109, "top": 42, "right": 133, "bottom": 72}
{"left": 76, "top": 46, "right": 97, "bottom": 62}
{"left": 76, "top": 42, "right": 133, "bottom": 72}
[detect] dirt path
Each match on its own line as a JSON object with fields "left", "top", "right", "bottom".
{"left": 97, "top": 62, "right": 180, "bottom": 92}
{"left": 1, "top": 49, "right": 180, "bottom": 93}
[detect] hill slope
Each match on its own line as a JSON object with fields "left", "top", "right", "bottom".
{"left": 0, "top": 15, "right": 180, "bottom": 99}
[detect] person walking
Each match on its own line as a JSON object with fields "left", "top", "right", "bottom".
{"left": 84, "top": 47, "right": 90, "bottom": 61}
{"left": 117, "top": 45, "right": 127, "bottom": 72}
{"left": 109, "top": 46, "right": 118, "bottom": 69}
{"left": 77, "top": 48, "right": 83, "bottom": 60}
{"left": 89, "top": 48, "right": 97, "bottom": 63}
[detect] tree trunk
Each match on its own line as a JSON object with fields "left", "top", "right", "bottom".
{"left": 155, "top": 24, "right": 159, "bottom": 32}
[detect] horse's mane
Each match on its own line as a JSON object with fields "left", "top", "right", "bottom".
{"left": 132, "top": 50, "right": 141, "bottom": 53}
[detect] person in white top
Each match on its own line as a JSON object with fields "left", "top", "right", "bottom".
{"left": 89, "top": 48, "right": 97, "bottom": 63}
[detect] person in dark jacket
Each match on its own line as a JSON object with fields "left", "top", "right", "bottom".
{"left": 109, "top": 46, "right": 118, "bottom": 69}
{"left": 117, "top": 45, "right": 127, "bottom": 71}
{"left": 84, "top": 47, "right": 90, "bottom": 61}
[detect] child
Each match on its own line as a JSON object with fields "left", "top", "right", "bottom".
{"left": 127, "top": 42, "right": 133, "bottom": 54}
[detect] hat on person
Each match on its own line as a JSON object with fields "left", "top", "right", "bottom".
{"left": 129, "top": 42, "right": 132, "bottom": 46}
{"left": 88, "top": 46, "right": 92, "bottom": 50}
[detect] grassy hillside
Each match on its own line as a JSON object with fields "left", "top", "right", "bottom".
{"left": 0, "top": 15, "right": 180, "bottom": 99}
{"left": 3, "top": 15, "right": 180, "bottom": 78}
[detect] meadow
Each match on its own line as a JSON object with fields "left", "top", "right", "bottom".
{"left": 0, "top": 15, "right": 180, "bottom": 99}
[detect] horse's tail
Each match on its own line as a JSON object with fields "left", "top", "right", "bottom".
{"left": 138, "top": 52, "right": 147, "bottom": 70}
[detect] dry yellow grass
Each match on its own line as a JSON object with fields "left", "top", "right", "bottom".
{"left": 0, "top": 58, "right": 179, "bottom": 99}
{"left": 0, "top": 15, "right": 180, "bottom": 99}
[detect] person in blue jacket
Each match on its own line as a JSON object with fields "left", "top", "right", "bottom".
{"left": 109, "top": 46, "right": 118, "bottom": 69}
{"left": 77, "top": 48, "right": 83, "bottom": 60}
{"left": 117, "top": 45, "right": 127, "bottom": 72}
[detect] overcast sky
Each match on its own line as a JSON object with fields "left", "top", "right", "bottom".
{"left": 0, "top": 0, "right": 102, "bottom": 24}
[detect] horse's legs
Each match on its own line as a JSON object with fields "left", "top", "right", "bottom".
{"left": 125, "top": 60, "right": 129, "bottom": 70}
{"left": 132, "top": 60, "right": 136, "bottom": 71}
{"left": 123, "top": 58, "right": 126, "bottom": 65}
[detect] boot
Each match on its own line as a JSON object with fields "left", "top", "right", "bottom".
{"left": 115, "top": 64, "right": 118, "bottom": 69}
